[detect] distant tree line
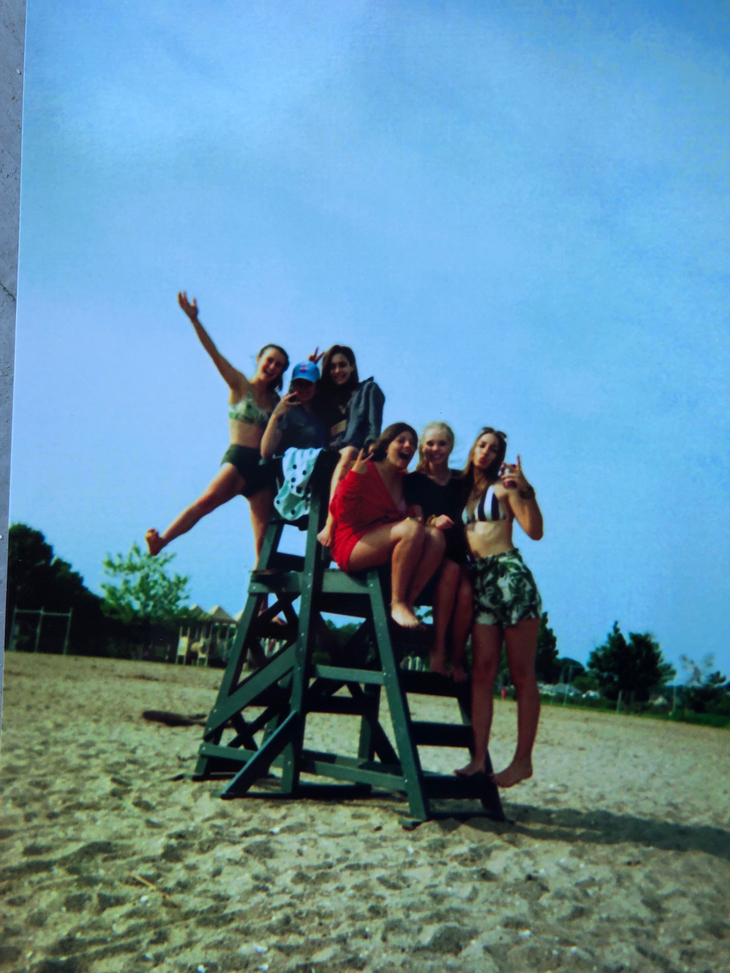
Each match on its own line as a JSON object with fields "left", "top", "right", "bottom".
{"left": 6, "top": 524, "right": 730, "bottom": 719}
{"left": 6, "top": 524, "right": 191, "bottom": 660}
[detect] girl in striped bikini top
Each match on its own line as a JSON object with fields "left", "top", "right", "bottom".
{"left": 463, "top": 484, "right": 508, "bottom": 524}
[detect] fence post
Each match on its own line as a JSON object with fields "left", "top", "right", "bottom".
{"left": 9, "top": 605, "right": 17, "bottom": 651}
{"left": 62, "top": 608, "right": 73, "bottom": 655}
{"left": 34, "top": 608, "right": 44, "bottom": 653}
{"left": 616, "top": 689, "right": 623, "bottom": 713}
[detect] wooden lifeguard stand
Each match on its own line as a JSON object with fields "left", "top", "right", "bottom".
{"left": 193, "top": 452, "right": 505, "bottom": 823}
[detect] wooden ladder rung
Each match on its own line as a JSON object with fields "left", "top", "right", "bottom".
{"left": 410, "top": 721, "right": 472, "bottom": 747}
{"left": 312, "top": 664, "right": 385, "bottom": 685}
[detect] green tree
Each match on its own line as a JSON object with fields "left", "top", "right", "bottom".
{"left": 680, "top": 654, "right": 730, "bottom": 714}
{"left": 534, "top": 612, "right": 560, "bottom": 683}
{"left": 101, "top": 544, "right": 191, "bottom": 654}
{"left": 6, "top": 523, "right": 109, "bottom": 653}
{"left": 556, "top": 657, "right": 585, "bottom": 683}
{"left": 587, "top": 622, "right": 675, "bottom": 702}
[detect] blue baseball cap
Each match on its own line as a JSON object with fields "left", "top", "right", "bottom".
{"left": 290, "top": 361, "right": 320, "bottom": 383}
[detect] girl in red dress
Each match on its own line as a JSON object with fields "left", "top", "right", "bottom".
{"left": 329, "top": 423, "right": 445, "bottom": 630}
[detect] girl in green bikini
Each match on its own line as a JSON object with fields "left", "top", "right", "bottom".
{"left": 145, "top": 292, "right": 289, "bottom": 563}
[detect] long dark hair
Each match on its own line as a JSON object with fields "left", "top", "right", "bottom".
{"left": 461, "top": 427, "right": 508, "bottom": 496}
{"left": 257, "top": 344, "right": 289, "bottom": 391}
{"left": 318, "top": 344, "right": 360, "bottom": 397}
{"left": 369, "top": 422, "right": 418, "bottom": 463}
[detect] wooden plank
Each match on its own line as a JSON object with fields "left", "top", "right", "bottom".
{"left": 321, "top": 571, "right": 370, "bottom": 595}
{"left": 221, "top": 711, "right": 300, "bottom": 798}
{"left": 410, "top": 721, "right": 472, "bottom": 748}
{"left": 198, "top": 742, "right": 256, "bottom": 764}
{"left": 367, "top": 572, "right": 430, "bottom": 821}
{"left": 279, "top": 477, "right": 324, "bottom": 794}
{"left": 249, "top": 576, "right": 302, "bottom": 596}
{"left": 205, "top": 645, "right": 297, "bottom": 731}
{"left": 305, "top": 695, "right": 369, "bottom": 715}
{"left": 398, "top": 670, "right": 470, "bottom": 698}
{"left": 312, "top": 665, "right": 384, "bottom": 685}
{"left": 300, "top": 749, "right": 405, "bottom": 791}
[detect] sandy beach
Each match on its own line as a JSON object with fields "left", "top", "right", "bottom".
{"left": 1, "top": 653, "right": 729, "bottom": 973}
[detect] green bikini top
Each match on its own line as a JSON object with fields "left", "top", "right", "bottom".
{"left": 229, "top": 387, "right": 278, "bottom": 429}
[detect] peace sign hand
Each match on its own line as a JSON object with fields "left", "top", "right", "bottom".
{"left": 500, "top": 455, "right": 536, "bottom": 499}
{"left": 308, "top": 347, "right": 325, "bottom": 365}
{"left": 272, "top": 392, "right": 299, "bottom": 418}
{"left": 500, "top": 455, "right": 527, "bottom": 490}
{"left": 352, "top": 448, "right": 370, "bottom": 475}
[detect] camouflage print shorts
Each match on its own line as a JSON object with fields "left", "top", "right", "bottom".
{"left": 468, "top": 548, "right": 542, "bottom": 628}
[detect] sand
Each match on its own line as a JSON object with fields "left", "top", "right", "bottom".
{"left": 1, "top": 653, "right": 729, "bottom": 973}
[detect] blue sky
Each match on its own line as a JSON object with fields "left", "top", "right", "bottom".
{"left": 13, "top": 0, "right": 730, "bottom": 674}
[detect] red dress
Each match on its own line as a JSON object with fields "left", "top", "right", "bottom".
{"left": 329, "top": 462, "right": 407, "bottom": 571}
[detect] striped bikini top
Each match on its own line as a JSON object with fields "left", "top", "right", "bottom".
{"left": 229, "top": 387, "right": 278, "bottom": 429}
{"left": 463, "top": 485, "right": 507, "bottom": 524}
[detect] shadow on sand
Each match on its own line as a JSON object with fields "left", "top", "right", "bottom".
{"left": 461, "top": 802, "right": 730, "bottom": 861}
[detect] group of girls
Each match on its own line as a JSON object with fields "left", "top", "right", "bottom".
{"left": 145, "top": 294, "right": 545, "bottom": 788}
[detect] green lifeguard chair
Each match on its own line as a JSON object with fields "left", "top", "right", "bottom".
{"left": 193, "top": 452, "right": 505, "bottom": 824}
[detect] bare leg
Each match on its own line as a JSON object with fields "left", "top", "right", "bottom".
{"left": 317, "top": 446, "right": 358, "bottom": 547}
{"left": 449, "top": 568, "right": 472, "bottom": 682}
{"left": 248, "top": 487, "right": 274, "bottom": 567}
{"left": 348, "top": 519, "right": 427, "bottom": 629}
{"left": 146, "top": 464, "right": 246, "bottom": 555}
{"left": 406, "top": 526, "right": 445, "bottom": 608}
{"left": 455, "top": 623, "right": 502, "bottom": 776}
{"left": 429, "top": 558, "right": 460, "bottom": 675}
{"left": 493, "top": 617, "right": 540, "bottom": 788}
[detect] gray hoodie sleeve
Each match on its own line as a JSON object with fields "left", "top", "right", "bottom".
{"left": 341, "top": 378, "right": 385, "bottom": 451}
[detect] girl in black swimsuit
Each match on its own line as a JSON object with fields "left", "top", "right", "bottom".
{"left": 404, "top": 422, "right": 472, "bottom": 680}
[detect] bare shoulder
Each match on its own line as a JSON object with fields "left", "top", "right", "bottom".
{"left": 228, "top": 373, "right": 250, "bottom": 405}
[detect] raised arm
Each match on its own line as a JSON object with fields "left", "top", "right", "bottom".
{"left": 178, "top": 291, "right": 247, "bottom": 397}
{"left": 500, "top": 456, "right": 543, "bottom": 540}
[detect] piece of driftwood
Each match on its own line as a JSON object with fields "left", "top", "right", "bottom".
{"left": 142, "top": 710, "right": 208, "bottom": 727}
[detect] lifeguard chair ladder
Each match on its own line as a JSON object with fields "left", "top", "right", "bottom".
{"left": 193, "top": 453, "right": 505, "bottom": 824}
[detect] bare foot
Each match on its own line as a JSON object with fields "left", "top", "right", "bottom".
{"left": 429, "top": 649, "right": 449, "bottom": 676}
{"left": 450, "top": 664, "right": 469, "bottom": 683}
{"left": 145, "top": 529, "right": 166, "bottom": 556}
{"left": 454, "top": 759, "right": 486, "bottom": 777}
{"left": 492, "top": 758, "right": 533, "bottom": 788}
{"left": 391, "top": 601, "right": 425, "bottom": 630}
{"left": 317, "top": 519, "right": 333, "bottom": 548}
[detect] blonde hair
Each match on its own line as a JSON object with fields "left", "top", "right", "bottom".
{"left": 415, "top": 421, "right": 455, "bottom": 473}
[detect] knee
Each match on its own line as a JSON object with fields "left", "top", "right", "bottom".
{"left": 510, "top": 667, "right": 537, "bottom": 695}
{"left": 399, "top": 518, "right": 424, "bottom": 542}
{"left": 426, "top": 526, "right": 446, "bottom": 553}
{"left": 472, "top": 659, "right": 499, "bottom": 686}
